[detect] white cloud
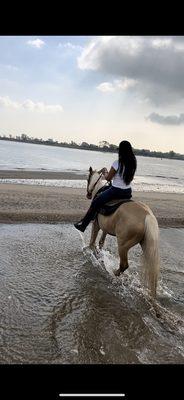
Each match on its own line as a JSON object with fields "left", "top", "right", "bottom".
{"left": 115, "top": 78, "right": 137, "bottom": 90}
{"left": 97, "top": 82, "right": 115, "bottom": 92}
{"left": 58, "top": 42, "right": 83, "bottom": 51}
{"left": 27, "top": 39, "right": 45, "bottom": 49}
{"left": 0, "top": 64, "right": 19, "bottom": 71}
{"left": 0, "top": 96, "right": 20, "bottom": 109}
{"left": 152, "top": 38, "right": 172, "bottom": 48}
{"left": 0, "top": 96, "right": 63, "bottom": 113}
{"left": 78, "top": 36, "right": 143, "bottom": 71}
{"left": 97, "top": 78, "right": 137, "bottom": 93}
{"left": 77, "top": 36, "right": 184, "bottom": 105}
{"left": 78, "top": 38, "right": 103, "bottom": 70}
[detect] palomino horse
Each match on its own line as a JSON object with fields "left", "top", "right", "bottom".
{"left": 86, "top": 167, "right": 160, "bottom": 298}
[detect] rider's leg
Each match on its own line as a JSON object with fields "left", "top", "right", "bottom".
{"left": 74, "top": 186, "right": 118, "bottom": 232}
{"left": 74, "top": 186, "right": 132, "bottom": 232}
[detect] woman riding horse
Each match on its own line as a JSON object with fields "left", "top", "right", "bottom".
{"left": 74, "top": 140, "right": 137, "bottom": 232}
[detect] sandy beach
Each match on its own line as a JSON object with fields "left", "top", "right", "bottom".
{"left": 0, "top": 170, "right": 183, "bottom": 227}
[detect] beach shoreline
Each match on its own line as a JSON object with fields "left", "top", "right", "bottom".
{"left": 0, "top": 173, "right": 183, "bottom": 227}
{"left": 0, "top": 169, "right": 87, "bottom": 180}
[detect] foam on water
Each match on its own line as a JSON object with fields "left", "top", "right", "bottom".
{"left": 80, "top": 231, "right": 184, "bottom": 350}
{"left": 0, "top": 177, "right": 183, "bottom": 193}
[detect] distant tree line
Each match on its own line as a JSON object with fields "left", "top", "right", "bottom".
{"left": 0, "top": 133, "right": 184, "bottom": 161}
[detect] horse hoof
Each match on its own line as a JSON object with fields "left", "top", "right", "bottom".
{"left": 114, "top": 265, "right": 129, "bottom": 276}
{"left": 83, "top": 245, "right": 90, "bottom": 251}
{"left": 114, "top": 269, "right": 121, "bottom": 276}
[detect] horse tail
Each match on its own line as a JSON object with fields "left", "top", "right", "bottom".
{"left": 141, "top": 213, "right": 160, "bottom": 298}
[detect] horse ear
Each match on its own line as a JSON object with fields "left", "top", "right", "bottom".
{"left": 89, "top": 166, "right": 93, "bottom": 173}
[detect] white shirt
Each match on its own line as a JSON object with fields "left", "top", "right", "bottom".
{"left": 111, "top": 160, "right": 131, "bottom": 189}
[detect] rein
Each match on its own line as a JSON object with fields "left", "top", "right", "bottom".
{"left": 88, "top": 172, "right": 103, "bottom": 195}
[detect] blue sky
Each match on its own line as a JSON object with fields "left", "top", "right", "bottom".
{"left": 0, "top": 35, "right": 184, "bottom": 153}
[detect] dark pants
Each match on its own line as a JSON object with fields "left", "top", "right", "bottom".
{"left": 82, "top": 185, "right": 132, "bottom": 228}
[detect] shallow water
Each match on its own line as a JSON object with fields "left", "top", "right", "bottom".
{"left": 0, "top": 139, "right": 184, "bottom": 193}
{"left": 0, "top": 177, "right": 183, "bottom": 193}
{"left": 0, "top": 223, "right": 183, "bottom": 364}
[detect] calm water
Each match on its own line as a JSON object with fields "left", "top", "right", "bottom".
{"left": 0, "top": 140, "right": 183, "bottom": 193}
{"left": 0, "top": 223, "right": 183, "bottom": 364}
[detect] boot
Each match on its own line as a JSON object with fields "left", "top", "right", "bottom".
{"left": 74, "top": 220, "right": 87, "bottom": 232}
{"left": 74, "top": 207, "right": 96, "bottom": 232}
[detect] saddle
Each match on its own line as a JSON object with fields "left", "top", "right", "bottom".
{"left": 99, "top": 198, "right": 133, "bottom": 216}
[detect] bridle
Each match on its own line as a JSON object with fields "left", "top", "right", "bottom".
{"left": 87, "top": 172, "right": 103, "bottom": 197}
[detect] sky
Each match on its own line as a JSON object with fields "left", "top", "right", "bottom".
{"left": 0, "top": 35, "right": 184, "bottom": 153}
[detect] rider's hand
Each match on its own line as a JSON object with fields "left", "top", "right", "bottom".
{"left": 101, "top": 167, "right": 108, "bottom": 175}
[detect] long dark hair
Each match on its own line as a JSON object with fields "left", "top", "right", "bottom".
{"left": 118, "top": 141, "right": 137, "bottom": 185}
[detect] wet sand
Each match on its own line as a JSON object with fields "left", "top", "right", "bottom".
{"left": 0, "top": 170, "right": 183, "bottom": 227}
{"left": 0, "top": 170, "right": 86, "bottom": 180}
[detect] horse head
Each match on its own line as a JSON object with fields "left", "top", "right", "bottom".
{"left": 86, "top": 166, "right": 103, "bottom": 199}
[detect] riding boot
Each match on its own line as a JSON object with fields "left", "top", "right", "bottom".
{"left": 74, "top": 207, "right": 97, "bottom": 232}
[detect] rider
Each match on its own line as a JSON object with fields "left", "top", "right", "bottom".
{"left": 74, "top": 140, "right": 137, "bottom": 232}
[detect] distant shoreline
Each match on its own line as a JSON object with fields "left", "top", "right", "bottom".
{"left": 1, "top": 137, "right": 184, "bottom": 161}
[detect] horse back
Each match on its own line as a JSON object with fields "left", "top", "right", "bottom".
{"left": 97, "top": 199, "right": 151, "bottom": 237}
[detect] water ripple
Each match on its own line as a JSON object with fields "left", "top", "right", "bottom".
{"left": 0, "top": 223, "right": 183, "bottom": 364}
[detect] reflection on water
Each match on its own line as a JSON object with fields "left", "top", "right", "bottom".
{"left": 0, "top": 224, "right": 183, "bottom": 364}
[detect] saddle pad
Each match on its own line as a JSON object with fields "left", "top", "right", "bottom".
{"left": 99, "top": 198, "right": 133, "bottom": 216}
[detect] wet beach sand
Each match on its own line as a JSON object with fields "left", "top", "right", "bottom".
{"left": 0, "top": 169, "right": 183, "bottom": 227}
{"left": 0, "top": 169, "right": 86, "bottom": 180}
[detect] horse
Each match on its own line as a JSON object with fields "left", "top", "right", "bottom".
{"left": 86, "top": 166, "right": 160, "bottom": 298}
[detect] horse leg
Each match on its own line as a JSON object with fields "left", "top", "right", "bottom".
{"left": 99, "top": 231, "right": 107, "bottom": 249}
{"left": 114, "top": 244, "right": 129, "bottom": 276}
{"left": 89, "top": 219, "right": 100, "bottom": 250}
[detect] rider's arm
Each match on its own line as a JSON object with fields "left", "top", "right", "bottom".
{"left": 103, "top": 167, "right": 116, "bottom": 182}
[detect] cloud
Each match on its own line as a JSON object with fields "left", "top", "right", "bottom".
{"left": 0, "top": 64, "right": 19, "bottom": 71}
{"left": 58, "top": 42, "right": 83, "bottom": 51}
{"left": 77, "top": 36, "right": 184, "bottom": 105}
{"left": 152, "top": 38, "right": 172, "bottom": 48}
{"left": 97, "top": 82, "right": 115, "bottom": 92}
{"left": 147, "top": 112, "right": 184, "bottom": 125}
{"left": 27, "top": 39, "right": 45, "bottom": 49}
{"left": 0, "top": 96, "right": 20, "bottom": 109}
{"left": 97, "top": 78, "right": 137, "bottom": 92}
{"left": 0, "top": 96, "right": 63, "bottom": 113}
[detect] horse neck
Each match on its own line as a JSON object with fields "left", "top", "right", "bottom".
{"left": 92, "top": 179, "right": 105, "bottom": 199}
